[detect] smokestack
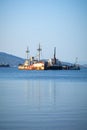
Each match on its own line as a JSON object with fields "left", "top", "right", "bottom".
{"left": 54, "top": 47, "right": 56, "bottom": 64}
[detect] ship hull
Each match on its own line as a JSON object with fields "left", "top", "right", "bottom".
{"left": 18, "top": 62, "right": 44, "bottom": 70}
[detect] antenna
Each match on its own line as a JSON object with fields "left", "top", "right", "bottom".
{"left": 26, "top": 46, "right": 29, "bottom": 59}
{"left": 37, "top": 43, "right": 42, "bottom": 61}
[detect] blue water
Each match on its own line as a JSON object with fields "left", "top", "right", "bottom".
{"left": 0, "top": 68, "right": 87, "bottom": 130}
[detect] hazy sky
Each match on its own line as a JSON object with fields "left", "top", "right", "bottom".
{"left": 0, "top": 0, "right": 87, "bottom": 63}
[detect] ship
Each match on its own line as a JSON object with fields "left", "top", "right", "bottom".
{"left": 18, "top": 44, "right": 45, "bottom": 70}
{"left": 0, "top": 64, "right": 10, "bottom": 67}
{"left": 44, "top": 47, "right": 63, "bottom": 70}
{"left": 18, "top": 45, "right": 80, "bottom": 70}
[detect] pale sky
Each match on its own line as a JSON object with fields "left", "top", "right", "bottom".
{"left": 0, "top": 0, "right": 87, "bottom": 64}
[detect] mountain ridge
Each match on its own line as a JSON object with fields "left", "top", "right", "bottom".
{"left": 0, "top": 52, "right": 24, "bottom": 67}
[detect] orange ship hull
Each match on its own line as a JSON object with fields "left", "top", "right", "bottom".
{"left": 18, "top": 62, "right": 44, "bottom": 70}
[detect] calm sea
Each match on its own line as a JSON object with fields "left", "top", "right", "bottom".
{"left": 0, "top": 68, "right": 87, "bottom": 130}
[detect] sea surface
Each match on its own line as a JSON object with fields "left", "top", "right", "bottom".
{"left": 0, "top": 68, "right": 87, "bottom": 130}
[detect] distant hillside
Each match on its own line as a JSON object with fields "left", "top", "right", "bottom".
{"left": 0, "top": 52, "right": 24, "bottom": 67}
{"left": 80, "top": 64, "right": 87, "bottom": 69}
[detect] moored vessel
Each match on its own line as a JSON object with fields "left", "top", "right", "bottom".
{"left": 18, "top": 44, "right": 45, "bottom": 70}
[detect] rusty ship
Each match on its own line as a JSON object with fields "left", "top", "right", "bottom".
{"left": 18, "top": 44, "right": 45, "bottom": 70}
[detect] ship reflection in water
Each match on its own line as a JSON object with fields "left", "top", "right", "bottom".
{"left": 0, "top": 77, "right": 87, "bottom": 130}
{"left": 26, "top": 80, "right": 57, "bottom": 110}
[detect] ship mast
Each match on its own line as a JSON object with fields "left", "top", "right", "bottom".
{"left": 26, "top": 46, "right": 29, "bottom": 60}
{"left": 37, "top": 43, "right": 42, "bottom": 61}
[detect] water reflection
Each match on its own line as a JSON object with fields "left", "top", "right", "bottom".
{"left": 0, "top": 79, "right": 87, "bottom": 130}
{"left": 25, "top": 80, "right": 57, "bottom": 110}
{"left": 0, "top": 80, "right": 58, "bottom": 111}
